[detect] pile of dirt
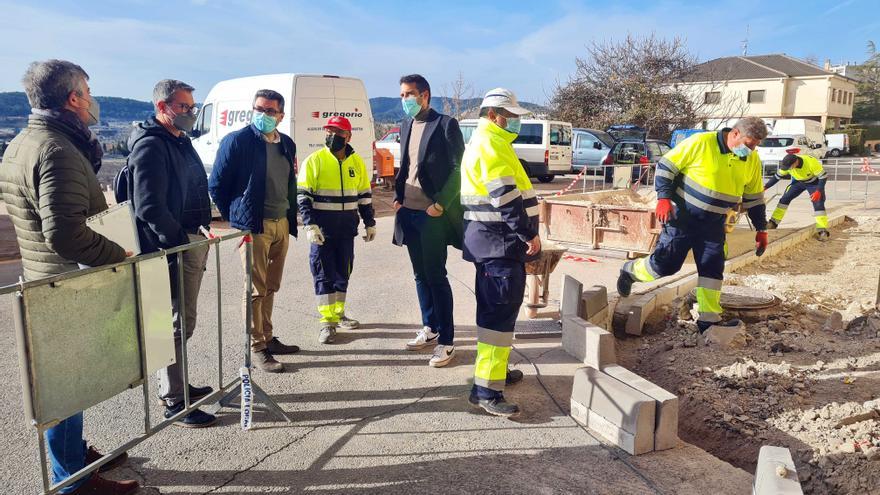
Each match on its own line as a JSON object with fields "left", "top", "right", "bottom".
{"left": 619, "top": 217, "right": 880, "bottom": 494}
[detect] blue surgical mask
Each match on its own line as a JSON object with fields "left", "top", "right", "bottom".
{"left": 732, "top": 143, "right": 751, "bottom": 158}
{"left": 505, "top": 117, "right": 522, "bottom": 135}
{"left": 402, "top": 96, "right": 422, "bottom": 118}
{"left": 252, "top": 112, "right": 277, "bottom": 134}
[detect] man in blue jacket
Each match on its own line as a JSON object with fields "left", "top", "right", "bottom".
{"left": 128, "top": 79, "right": 216, "bottom": 427}
{"left": 209, "top": 89, "right": 299, "bottom": 373}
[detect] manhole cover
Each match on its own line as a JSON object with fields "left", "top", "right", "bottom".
{"left": 514, "top": 318, "right": 562, "bottom": 339}
{"left": 719, "top": 285, "right": 777, "bottom": 309}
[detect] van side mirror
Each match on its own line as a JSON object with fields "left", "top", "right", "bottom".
{"left": 190, "top": 129, "right": 202, "bottom": 138}
{"left": 593, "top": 141, "right": 602, "bottom": 150}
{"left": 813, "top": 143, "right": 822, "bottom": 149}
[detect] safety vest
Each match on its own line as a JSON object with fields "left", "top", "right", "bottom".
{"left": 655, "top": 130, "right": 765, "bottom": 215}
{"left": 460, "top": 118, "right": 539, "bottom": 262}
{"left": 296, "top": 145, "right": 374, "bottom": 236}
{"left": 775, "top": 154, "right": 827, "bottom": 183}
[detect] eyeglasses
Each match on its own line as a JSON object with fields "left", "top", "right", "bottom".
{"left": 253, "top": 106, "right": 282, "bottom": 117}
{"left": 167, "top": 101, "right": 198, "bottom": 114}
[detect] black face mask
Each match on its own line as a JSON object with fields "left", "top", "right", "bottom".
{"left": 325, "top": 134, "right": 346, "bottom": 152}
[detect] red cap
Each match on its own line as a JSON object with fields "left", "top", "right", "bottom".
{"left": 323, "top": 116, "right": 352, "bottom": 132}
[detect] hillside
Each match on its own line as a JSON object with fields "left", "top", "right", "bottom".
{"left": 0, "top": 92, "right": 153, "bottom": 121}
{"left": 0, "top": 91, "right": 548, "bottom": 124}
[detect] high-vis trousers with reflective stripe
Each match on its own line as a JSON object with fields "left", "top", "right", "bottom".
{"left": 624, "top": 214, "right": 726, "bottom": 326}
{"left": 770, "top": 181, "right": 828, "bottom": 229}
{"left": 309, "top": 235, "right": 355, "bottom": 325}
{"left": 472, "top": 259, "right": 526, "bottom": 400}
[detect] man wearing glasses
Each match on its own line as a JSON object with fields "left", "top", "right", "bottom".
{"left": 209, "top": 89, "right": 300, "bottom": 373}
{"left": 128, "top": 79, "right": 216, "bottom": 426}
{"left": 297, "top": 116, "right": 376, "bottom": 344}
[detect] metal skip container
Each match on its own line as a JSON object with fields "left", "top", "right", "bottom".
{"left": 540, "top": 189, "right": 660, "bottom": 256}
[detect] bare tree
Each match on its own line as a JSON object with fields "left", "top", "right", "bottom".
{"left": 441, "top": 71, "right": 477, "bottom": 120}
{"left": 550, "top": 34, "right": 752, "bottom": 139}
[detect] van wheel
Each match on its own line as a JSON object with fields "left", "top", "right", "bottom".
{"left": 829, "top": 149, "right": 841, "bottom": 157}
{"left": 537, "top": 175, "right": 554, "bottom": 183}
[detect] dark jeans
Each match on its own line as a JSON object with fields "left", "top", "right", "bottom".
{"left": 398, "top": 207, "right": 455, "bottom": 345}
{"left": 45, "top": 412, "right": 88, "bottom": 493}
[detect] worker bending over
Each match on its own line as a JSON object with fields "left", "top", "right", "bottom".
{"left": 764, "top": 153, "right": 829, "bottom": 240}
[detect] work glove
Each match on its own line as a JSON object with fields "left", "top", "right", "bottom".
{"left": 810, "top": 190, "right": 823, "bottom": 203}
{"left": 305, "top": 224, "right": 324, "bottom": 246}
{"left": 655, "top": 198, "right": 674, "bottom": 224}
{"left": 755, "top": 231, "right": 768, "bottom": 257}
{"left": 362, "top": 226, "right": 377, "bottom": 242}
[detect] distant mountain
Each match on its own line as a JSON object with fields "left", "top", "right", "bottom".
{"left": 0, "top": 91, "right": 548, "bottom": 124}
{"left": 0, "top": 92, "right": 153, "bottom": 121}
{"left": 369, "top": 96, "right": 549, "bottom": 124}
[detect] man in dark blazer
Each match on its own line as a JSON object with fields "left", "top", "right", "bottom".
{"left": 393, "top": 74, "right": 465, "bottom": 368}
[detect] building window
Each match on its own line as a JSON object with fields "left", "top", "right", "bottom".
{"left": 849, "top": 92, "right": 854, "bottom": 105}
{"left": 832, "top": 88, "right": 837, "bottom": 102}
{"left": 704, "top": 91, "right": 721, "bottom": 104}
{"left": 839, "top": 91, "right": 844, "bottom": 103}
{"left": 747, "top": 90, "right": 765, "bottom": 104}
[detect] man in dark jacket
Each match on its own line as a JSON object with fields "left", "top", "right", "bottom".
{"left": 208, "top": 89, "right": 299, "bottom": 373}
{"left": 0, "top": 60, "right": 137, "bottom": 495}
{"left": 127, "top": 79, "right": 216, "bottom": 427}
{"left": 394, "top": 74, "right": 465, "bottom": 367}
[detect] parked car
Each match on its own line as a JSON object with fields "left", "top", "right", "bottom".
{"left": 825, "top": 133, "right": 849, "bottom": 158}
{"left": 602, "top": 138, "right": 671, "bottom": 184}
{"left": 670, "top": 128, "right": 710, "bottom": 148}
{"left": 374, "top": 126, "right": 401, "bottom": 171}
{"left": 771, "top": 119, "right": 827, "bottom": 158}
{"left": 757, "top": 134, "right": 824, "bottom": 175}
{"left": 572, "top": 128, "right": 615, "bottom": 173}
{"left": 460, "top": 119, "right": 573, "bottom": 183}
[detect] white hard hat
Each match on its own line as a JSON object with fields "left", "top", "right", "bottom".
{"left": 480, "top": 88, "right": 531, "bottom": 116}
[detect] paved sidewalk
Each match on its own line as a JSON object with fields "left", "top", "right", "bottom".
{"left": 0, "top": 214, "right": 755, "bottom": 494}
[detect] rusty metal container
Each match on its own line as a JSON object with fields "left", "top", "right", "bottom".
{"left": 541, "top": 189, "right": 660, "bottom": 255}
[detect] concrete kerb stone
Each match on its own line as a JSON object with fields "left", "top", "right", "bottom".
{"left": 602, "top": 364, "right": 679, "bottom": 451}
{"left": 753, "top": 446, "right": 804, "bottom": 495}
{"left": 588, "top": 305, "right": 611, "bottom": 330}
{"left": 614, "top": 212, "right": 853, "bottom": 337}
{"left": 562, "top": 316, "right": 616, "bottom": 367}
{"left": 560, "top": 274, "right": 584, "bottom": 318}
{"left": 571, "top": 366, "right": 656, "bottom": 455}
{"left": 581, "top": 285, "right": 608, "bottom": 319}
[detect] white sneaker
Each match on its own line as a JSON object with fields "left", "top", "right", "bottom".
{"left": 405, "top": 326, "right": 439, "bottom": 350}
{"left": 429, "top": 345, "right": 455, "bottom": 368}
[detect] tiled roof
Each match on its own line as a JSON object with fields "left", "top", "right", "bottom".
{"left": 683, "top": 54, "right": 833, "bottom": 82}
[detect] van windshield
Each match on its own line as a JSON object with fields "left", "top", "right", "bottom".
{"left": 760, "top": 137, "right": 795, "bottom": 147}
{"left": 460, "top": 125, "right": 477, "bottom": 144}
{"left": 513, "top": 123, "right": 543, "bottom": 145}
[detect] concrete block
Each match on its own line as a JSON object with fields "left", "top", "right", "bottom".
{"left": 654, "top": 286, "right": 676, "bottom": 307}
{"left": 560, "top": 274, "right": 583, "bottom": 318}
{"left": 753, "top": 446, "right": 804, "bottom": 495}
{"left": 571, "top": 400, "right": 650, "bottom": 456}
{"left": 581, "top": 285, "right": 608, "bottom": 319}
{"left": 670, "top": 275, "right": 698, "bottom": 298}
{"left": 562, "top": 317, "right": 616, "bottom": 367}
{"left": 602, "top": 365, "right": 678, "bottom": 451}
{"left": 571, "top": 366, "right": 655, "bottom": 455}
{"left": 587, "top": 305, "right": 610, "bottom": 330}
{"left": 625, "top": 294, "right": 657, "bottom": 336}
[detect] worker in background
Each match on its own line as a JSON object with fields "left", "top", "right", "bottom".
{"left": 461, "top": 88, "right": 539, "bottom": 417}
{"left": 617, "top": 117, "right": 769, "bottom": 339}
{"left": 297, "top": 116, "right": 376, "bottom": 344}
{"left": 764, "top": 153, "right": 829, "bottom": 240}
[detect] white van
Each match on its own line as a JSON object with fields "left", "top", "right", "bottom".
{"left": 825, "top": 133, "right": 849, "bottom": 157}
{"left": 191, "top": 73, "right": 375, "bottom": 173}
{"left": 459, "top": 119, "right": 573, "bottom": 183}
{"left": 770, "top": 119, "right": 826, "bottom": 157}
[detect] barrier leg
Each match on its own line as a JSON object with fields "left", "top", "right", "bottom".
{"left": 217, "top": 233, "right": 291, "bottom": 425}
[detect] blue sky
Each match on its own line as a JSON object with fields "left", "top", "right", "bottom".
{"left": 0, "top": 0, "right": 876, "bottom": 104}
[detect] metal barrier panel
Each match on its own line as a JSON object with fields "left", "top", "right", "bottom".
{"left": 21, "top": 265, "right": 142, "bottom": 427}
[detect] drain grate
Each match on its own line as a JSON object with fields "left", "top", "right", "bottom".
{"left": 718, "top": 285, "right": 778, "bottom": 310}
{"left": 514, "top": 318, "right": 562, "bottom": 339}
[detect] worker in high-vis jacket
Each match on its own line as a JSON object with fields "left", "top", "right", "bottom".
{"left": 764, "top": 153, "right": 829, "bottom": 240}
{"left": 461, "top": 88, "right": 539, "bottom": 417}
{"left": 297, "top": 116, "right": 376, "bottom": 344}
{"left": 617, "top": 117, "right": 770, "bottom": 338}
